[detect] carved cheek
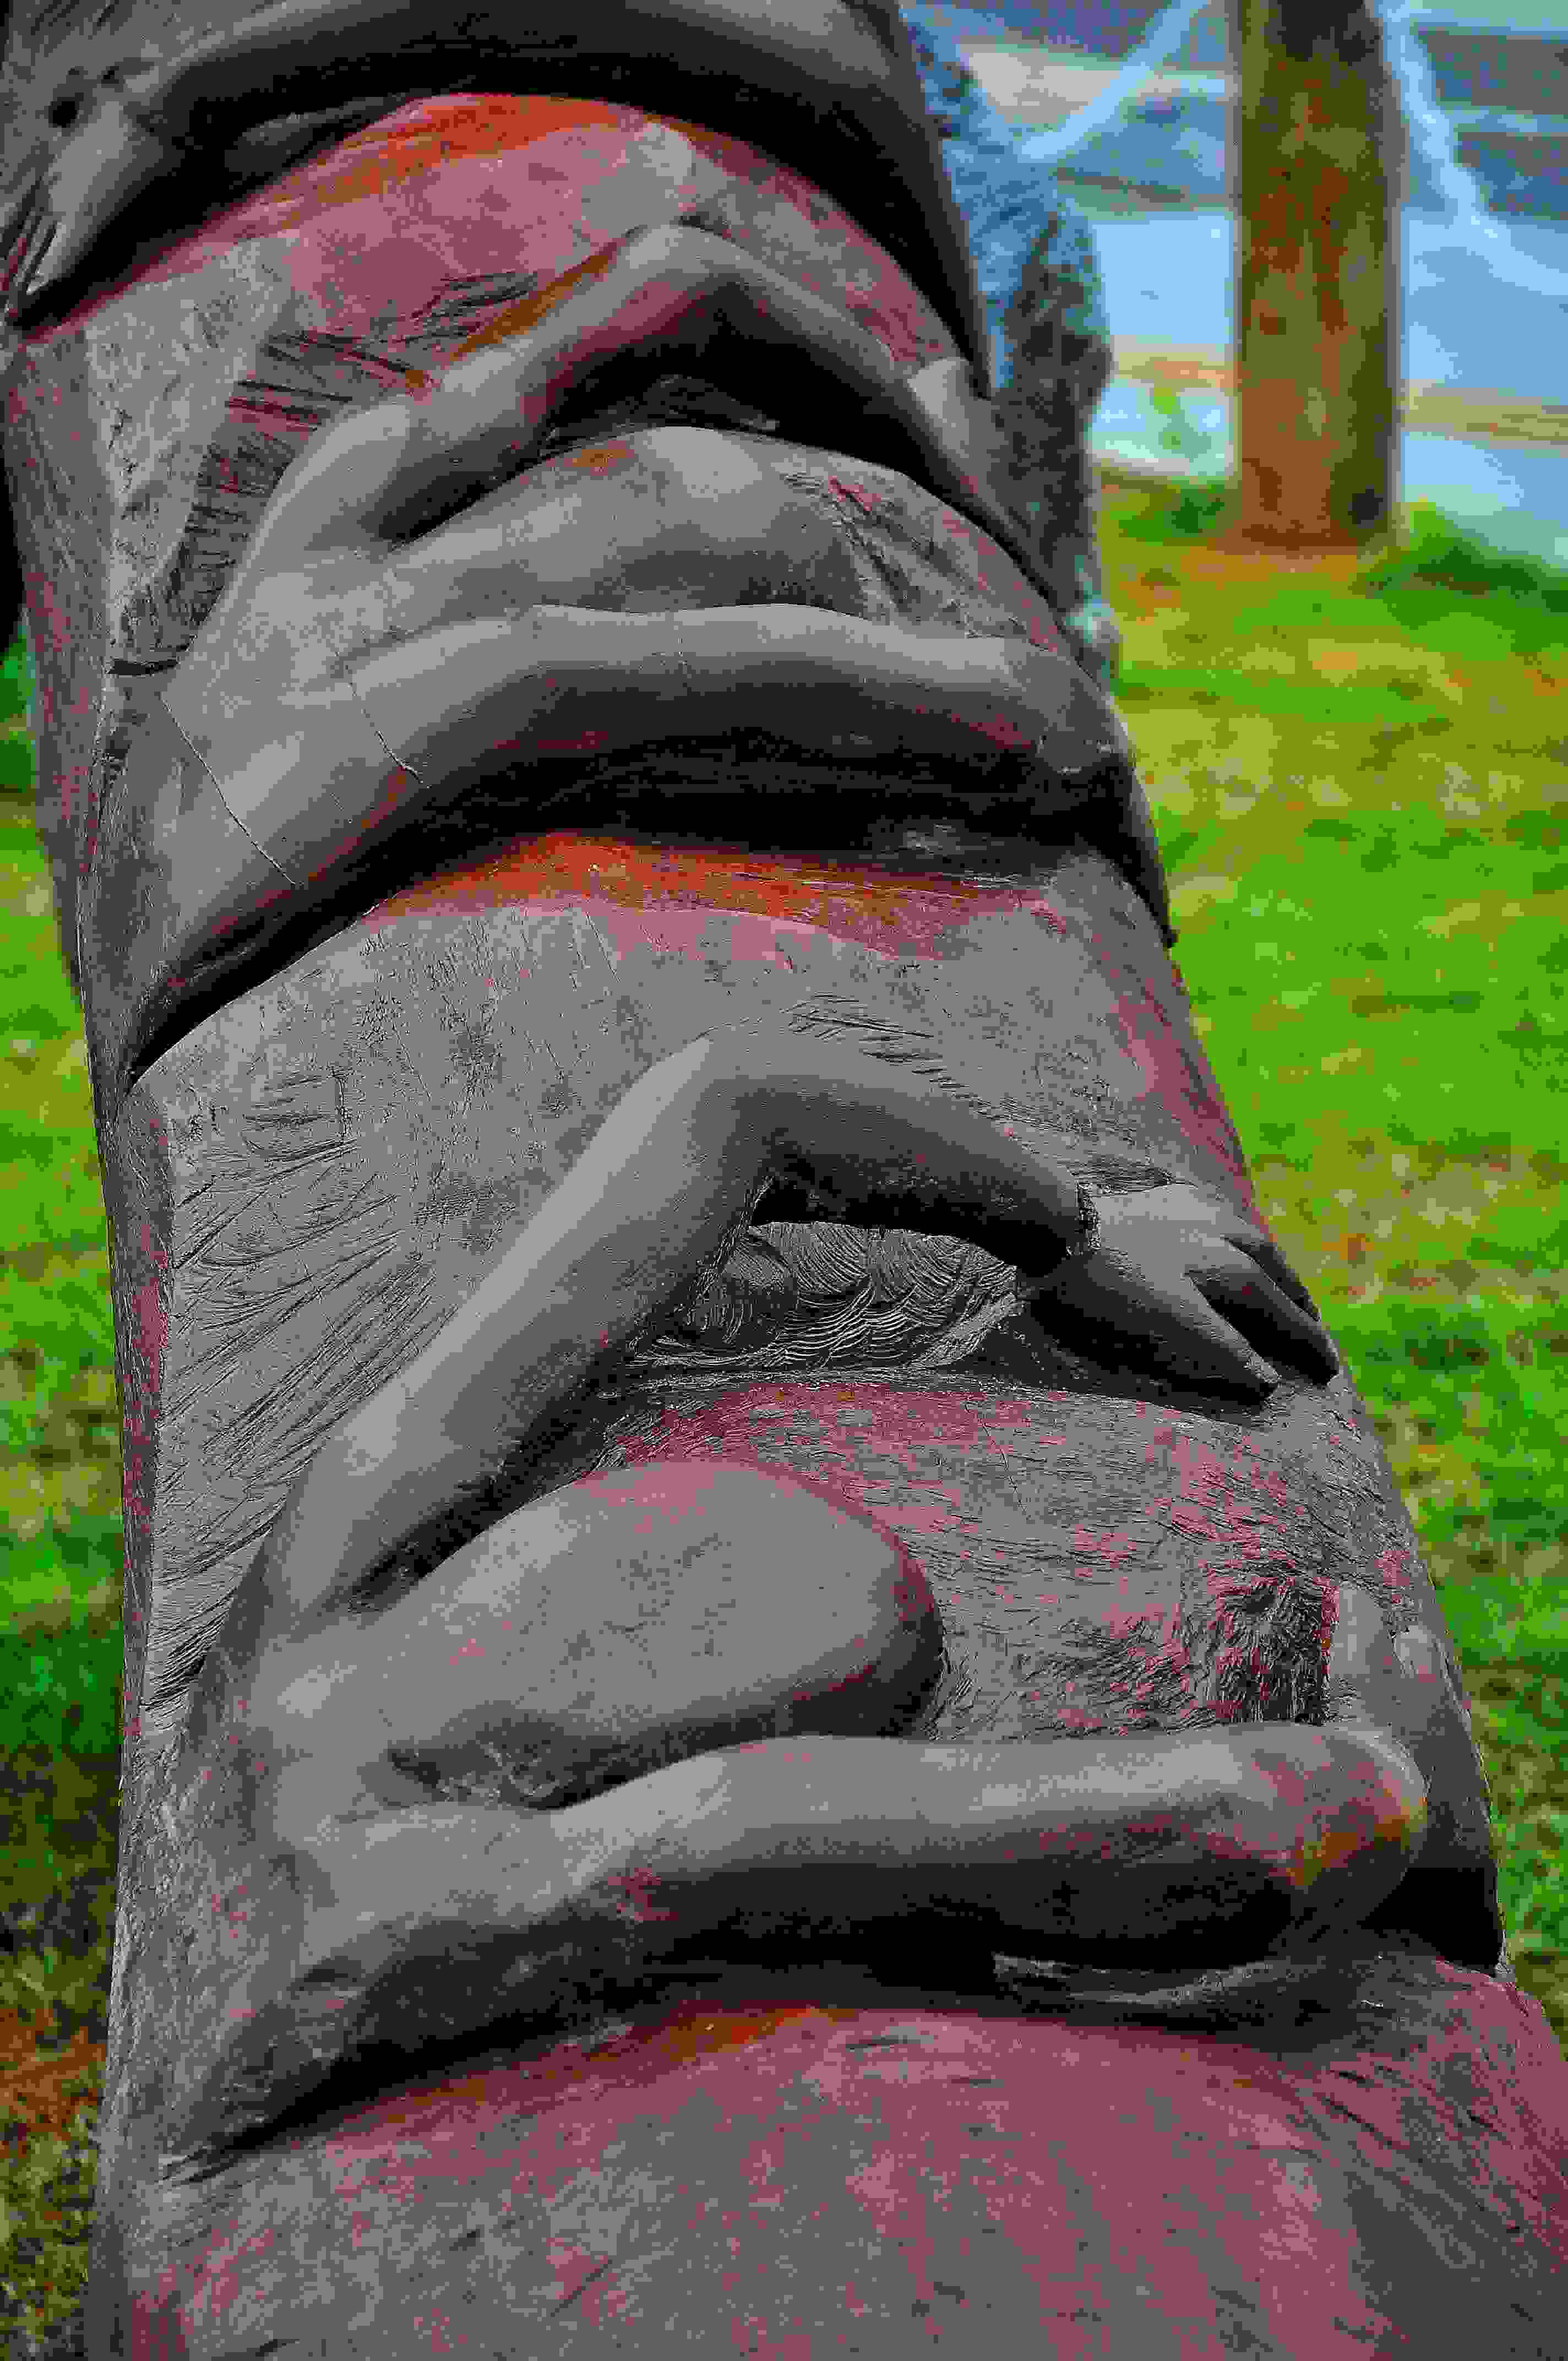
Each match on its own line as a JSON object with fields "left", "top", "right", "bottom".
{"left": 597, "top": 1381, "right": 1341, "bottom": 1747}
{"left": 349, "top": 1460, "right": 945, "bottom": 1808}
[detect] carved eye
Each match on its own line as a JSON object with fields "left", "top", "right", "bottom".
{"left": 649, "top": 1218, "right": 1024, "bottom": 1375}
{"left": 47, "top": 96, "right": 82, "bottom": 133}
{"left": 666, "top": 1232, "right": 799, "bottom": 1351}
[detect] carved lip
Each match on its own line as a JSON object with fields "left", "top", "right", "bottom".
{"left": 58, "top": 85, "right": 1152, "bottom": 1115}
{"left": 105, "top": 358, "right": 1153, "bottom": 1118}
{"left": 10, "top": 71, "right": 1141, "bottom": 1115}
{"left": 124, "top": 620, "right": 1140, "bottom": 1118}
{"left": 0, "top": 1, "right": 991, "bottom": 373}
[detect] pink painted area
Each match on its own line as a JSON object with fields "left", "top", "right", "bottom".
{"left": 1109, "top": 978, "right": 1259, "bottom": 1210}
{"left": 933, "top": 504, "right": 1065, "bottom": 653}
{"left": 600, "top": 1384, "right": 1039, "bottom": 1562}
{"left": 911, "top": 699, "right": 1038, "bottom": 752}
{"left": 197, "top": 876, "right": 296, "bottom": 948}
{"left": 726, "top": 910, "right": 808, "bottom": 969}
{"left": 586, "top": 1382, "right": 1340, "bottom": 1733}
{"left": 130, "top": 2256, "right": 193, "bottom": 2359}
{"left": 20, "top": 563, "right": 70, "bottom": 663}
{"left": 21, "top": 97, "right": 665, "bottom": 351}
{"left": 665, "top": 120, "right": 951, "bottom": 375}
{"left": 129, "top": 1270, "right": 165, "bottom": 1411}
{"left": 580, "top": 1454, "right": 852, "bottom": 1526}
{"left": 575, "top": 1453, "right": 938, "bottom": 1643}
{"left": 542, "top": 2238, "right": 634, "bottom": 2329}
{"left": 368, "top": 837, "right": 1072, "bottom": 963}
{"left": 1112, "top": 1599, "right": 1195, "bottom": 1717}
{"left": 1097, "top": 1604, "right": 1163, "bottom": 1642}
{"left": 110, "top": 1979, "right": 1550, "bottom": 2353}
{"left": 295, "top": 763, "right": 428, "bottom": 885}
{"left": 18, "top": 93, "right": 948, "bottom": 393}
{"left": 602, "top": 1866, "right": 678, "bottom": 1928}
{"left": 827, "top": 475, "right": 880, "bottom": 515}
{"left": 1376, "top": 1546, "right": 1414, "bottom": 1598}
{"left": 1070, "top": 1524, "right": 1139, "bottom": 1571}
{"left": 171, "top": 2216, "right": 280, "bottom": 2355}
{"left": 1145, "top": 1425, "right": 1263, "bottom": 1531}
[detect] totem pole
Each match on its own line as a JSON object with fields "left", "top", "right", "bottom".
{"left": 1, "top": 2, "right": 1563, "bottom": 2351}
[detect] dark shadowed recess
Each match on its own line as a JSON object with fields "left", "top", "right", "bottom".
{"left": 113, "top": 744, "right": 1149, "bottom": 1111}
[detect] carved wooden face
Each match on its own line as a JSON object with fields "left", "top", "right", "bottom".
{"left": 2, "top": 91, "right": 1233, "bottom": 1734}
{"left": 4, "top": 59, "right": 1534, "bottom": 2361}
{"left": 2, "top": 89, "right": 1478, "bottom": 1868}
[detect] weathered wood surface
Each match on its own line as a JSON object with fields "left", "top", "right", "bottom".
{"left": 0, "top": 6, "right": 1563, "bottom": 2352}
{"left": 92, "top": 1954, "right": 1568, "bottom": 2358}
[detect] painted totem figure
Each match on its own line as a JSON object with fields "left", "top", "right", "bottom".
{"left": 2, "top": 2, "right": 1564, "bottom": 2352}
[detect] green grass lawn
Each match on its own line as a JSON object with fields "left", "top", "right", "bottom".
{"left": 1104, "top": 480, "right": 1567, "bottom": 2014}
{"left": 0, "top": 486, "right": 1564, "bottom": 2350}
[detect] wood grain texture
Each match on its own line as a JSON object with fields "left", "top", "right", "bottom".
{"left": 0, "top": 23, "right": 1558, "bottom": 2354}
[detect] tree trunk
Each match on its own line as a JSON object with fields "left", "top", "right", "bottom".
{"left": 1226, "top": 0, "right": 1403, "bottom": 548}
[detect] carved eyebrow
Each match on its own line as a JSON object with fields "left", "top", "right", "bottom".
{"left": 778, "top": 995, "right": 1169, "bottom": 1196}
{"left": 781, "top": 993, "right": 1015, "bottom": 1134}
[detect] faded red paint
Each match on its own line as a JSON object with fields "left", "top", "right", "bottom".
{"left": 606, "top": 1391, "right": 1028, "bottom": 1600}
{"left": 827, "top": 475, "right": 880, "bottom": 515}
{"left": 580, "top": 1453, "right": 907, "bottom": 1541}
{"left": 1142, "top": 1423, "right": 1303, "bottom": 1539}
{"left": 130, "top": 1977, "right": 1568, "bottom": 2354}
{"left": 933, "top": 504, "right": 1063, "bottom": 651}
{"left": 1070, "top": 1525, "right": 1139, "bottom": 1570}
{"left": 19, "top": 59, "right": 1555, "bottom": 2360}
{"left": 134, "top": 2255, "right": 194, "bottom": 2359}
{"left": 1110, "top": 978, "right": 1256, "bottom": 1208}
{"left": 915, "top": 699, "right": 1038, "bottom": 752}
{"left": 576, "top": 1454, "right": 939, "bottom": 1653}
{"left": 603, "top": 1866, "right": 679, "bottom": 1929}
{"left": 19, "top": 97, "right": 667, "bottom": 355}
{"left": 650, "top": 117, "right": 950, "bottom": 374}
{"left": 584, "top": 1385, "right": 1351, "bottom": 1751}
{"left": 369, "top": 834, "right": 1071, "bottom": 962}
{"left": 1376, "top": 1545, "right": 1414, "bottom": 1598}
{"left": 198, "top": 876, "right": 295, "bottom": 947}
{"left": 17, "top": 92, "right": 948, "bottom": 390}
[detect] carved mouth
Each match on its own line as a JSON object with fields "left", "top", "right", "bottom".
{"left": 1, "top": 6, "right": 990, "bottom": 376}
{"left": 113, "top": 622, "right": 1136, "bottom": 1128}
{"left": 23, "top": 92, "right": 1149, "bottom": 1118}
{"left": 98, "top": 308, "right": 1155, "bottom": 1120}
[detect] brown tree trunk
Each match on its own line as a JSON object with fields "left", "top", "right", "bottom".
{"left": 1226, "top": 0, "right": 1403, "bottom": 548}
